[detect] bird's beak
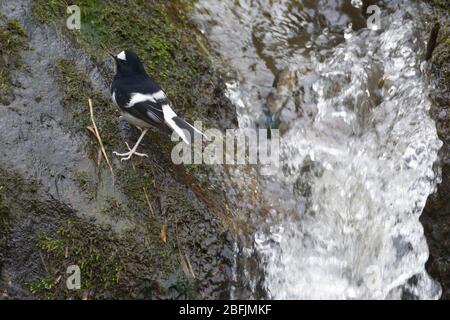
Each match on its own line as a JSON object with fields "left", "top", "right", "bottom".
{"left": 109, "top": 52, "right": 117, "bottom": 61}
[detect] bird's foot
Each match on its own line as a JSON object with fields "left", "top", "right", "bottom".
{"left": 113, "top": 142, "right": 148, "bottom": 161}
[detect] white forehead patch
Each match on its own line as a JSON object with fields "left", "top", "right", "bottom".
{"left": 117, "top": 51, "right": 126, "bottom": 61}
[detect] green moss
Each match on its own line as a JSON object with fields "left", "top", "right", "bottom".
{"left": 0, "top": 169, "right": 39, "bottom": 273}
{"left": 73, "top": 170, "right": 89, "bottom": 188}
{"left": 99, "top": 196, "right": 133, "bottom": 220}
{"left": 0, "top": 165, "right": 177, "bottom": 299}
{"left": 54, "top": 58, "right": 121, "bottom": 155}
{"left": 31, "top": 222, "right": 126, "bottom": 299}
{"left": 433, "top": 36, "right": 450, "bottom": 72}
{"left": 37, "top": 233, "right": 64, "bottom": 254}
{"left": 55, "top": 59, "right": 110, "bottom": 127}
{"left": 31, "top": 217, "right": 178, "bottom": 299}
{"left": 170, "top": 276, "right": 200, "bottom": 300}
{"left": 58, "top": 223, "right": 125, "bottom": 292}
{"left": 39, "top": 0, "right": 235, "bottom": 195}
{"left": 431, "top": 0, "right": 450, "bottom": 12}
{"left": 0, "top": 18, "right": 29, "bottom": 105}
{"left": 32, "top": 0, "right": 70, "bottom": 24}
{"left": 73, "top": 171, "right": 97, "bottom": 199}
{"left": 0, "top": 167, "right": 184, "bottom": 299}
{"left": 115, "top": 164, "right": 157, "bottom": 213}
{"left": 0, "top": 169, "right": 39, "bottom": 199}
{"left": 29, "top": 276, "right": 55, "bottom": 299}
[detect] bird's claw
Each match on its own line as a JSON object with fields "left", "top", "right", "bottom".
{"left": 113, "top": 150, "right": 149, "bottom": 161}
{"left": 113, "top": 142, "right": 148, "bottom": 161}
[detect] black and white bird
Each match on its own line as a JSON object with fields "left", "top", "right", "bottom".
{"left": 110, "top": 50, "right": 206, "bottom": 161}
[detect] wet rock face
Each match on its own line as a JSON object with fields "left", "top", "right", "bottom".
{"left": 421, "top": 8, "right": 450, "bottom": 300}
{"left": 0, "top": 0, "right": 236, "bottom": 299}
{"left": 422, "top": 166, "right": 450, "bottom": 300}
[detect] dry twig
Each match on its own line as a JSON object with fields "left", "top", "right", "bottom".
{"left": 175, "top": 224, "right": 195, "bottom": 278}
{"left": 143, "top": 187, "right": 155, "bottom": 217}
{"left": 88, "top": 98, "right": 114, "bottom": 182}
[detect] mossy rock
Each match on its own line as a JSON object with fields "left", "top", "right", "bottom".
{"left": 0, "top": 167, "right": 209, "bottom": 299}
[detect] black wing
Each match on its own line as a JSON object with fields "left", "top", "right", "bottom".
{"left": 125, "top": 100, "right": 165, "bottom": 126}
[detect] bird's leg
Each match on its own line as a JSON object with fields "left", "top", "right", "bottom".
{"left": 113, "top": 128, "right": 149, "bottom": 161}
{"left": 136, "top": 126, "right": 150, "bottom": 137}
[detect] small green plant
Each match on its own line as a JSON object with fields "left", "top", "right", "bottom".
{"left": 37, "top": 233, "right": 63, "bottom": 254}
{"left": 170, "top": 276, "right": 199, "bottom": 300}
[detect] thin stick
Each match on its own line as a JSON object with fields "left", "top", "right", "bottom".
{"left": 142, "top": 187, "right": 155, "bottom": 217}
{"left": 39, "top": 251, "right": 49, "bottom": 273}
{"left": 88, "top": 99, "right": 114, "bottom": 182}
{"left": 175, "top": 224, "right": 196, "bottom": 279}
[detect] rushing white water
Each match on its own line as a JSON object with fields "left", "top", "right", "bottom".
{"left": 193, "top": 0, "right": 443, "bottom": 299}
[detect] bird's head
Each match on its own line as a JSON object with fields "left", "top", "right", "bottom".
{"left": 110, "top": 50, "right": 147, "bottom": 77}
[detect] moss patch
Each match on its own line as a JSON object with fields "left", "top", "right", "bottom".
{"left": 431, "top": 0, "right": 450, "bottom": 12}
{"left": 32, "top": 222, "right": 126, "bottom": 299}
{"left": 73, "top": 171, "right": 97, "bottom": 199}
{"left": 32, "top": 0, "right": 70, "bottom": 24}
{"left": 54, "top": 58, "right": 122, "bottom": 155}
{"left": 0, "top": 17, "right": 29, "bottom": 105}
{"left": 0, "top": 169, "right": 38, "bottom": 274}
{"left": 0, "top": 167, "right": 180, "bottom": 299}
{"left": 0, "top": 133, "right": 207, "bottom": 301}
{"left": 30, "top": 215, "right": 182, "bottom": 299}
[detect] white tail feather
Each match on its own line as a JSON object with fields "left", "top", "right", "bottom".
{"left": 162, "top": 105, "right": 208, "bottom": 144}
{"left": 162, "top": 105, "right": 190, "bottom": 144}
